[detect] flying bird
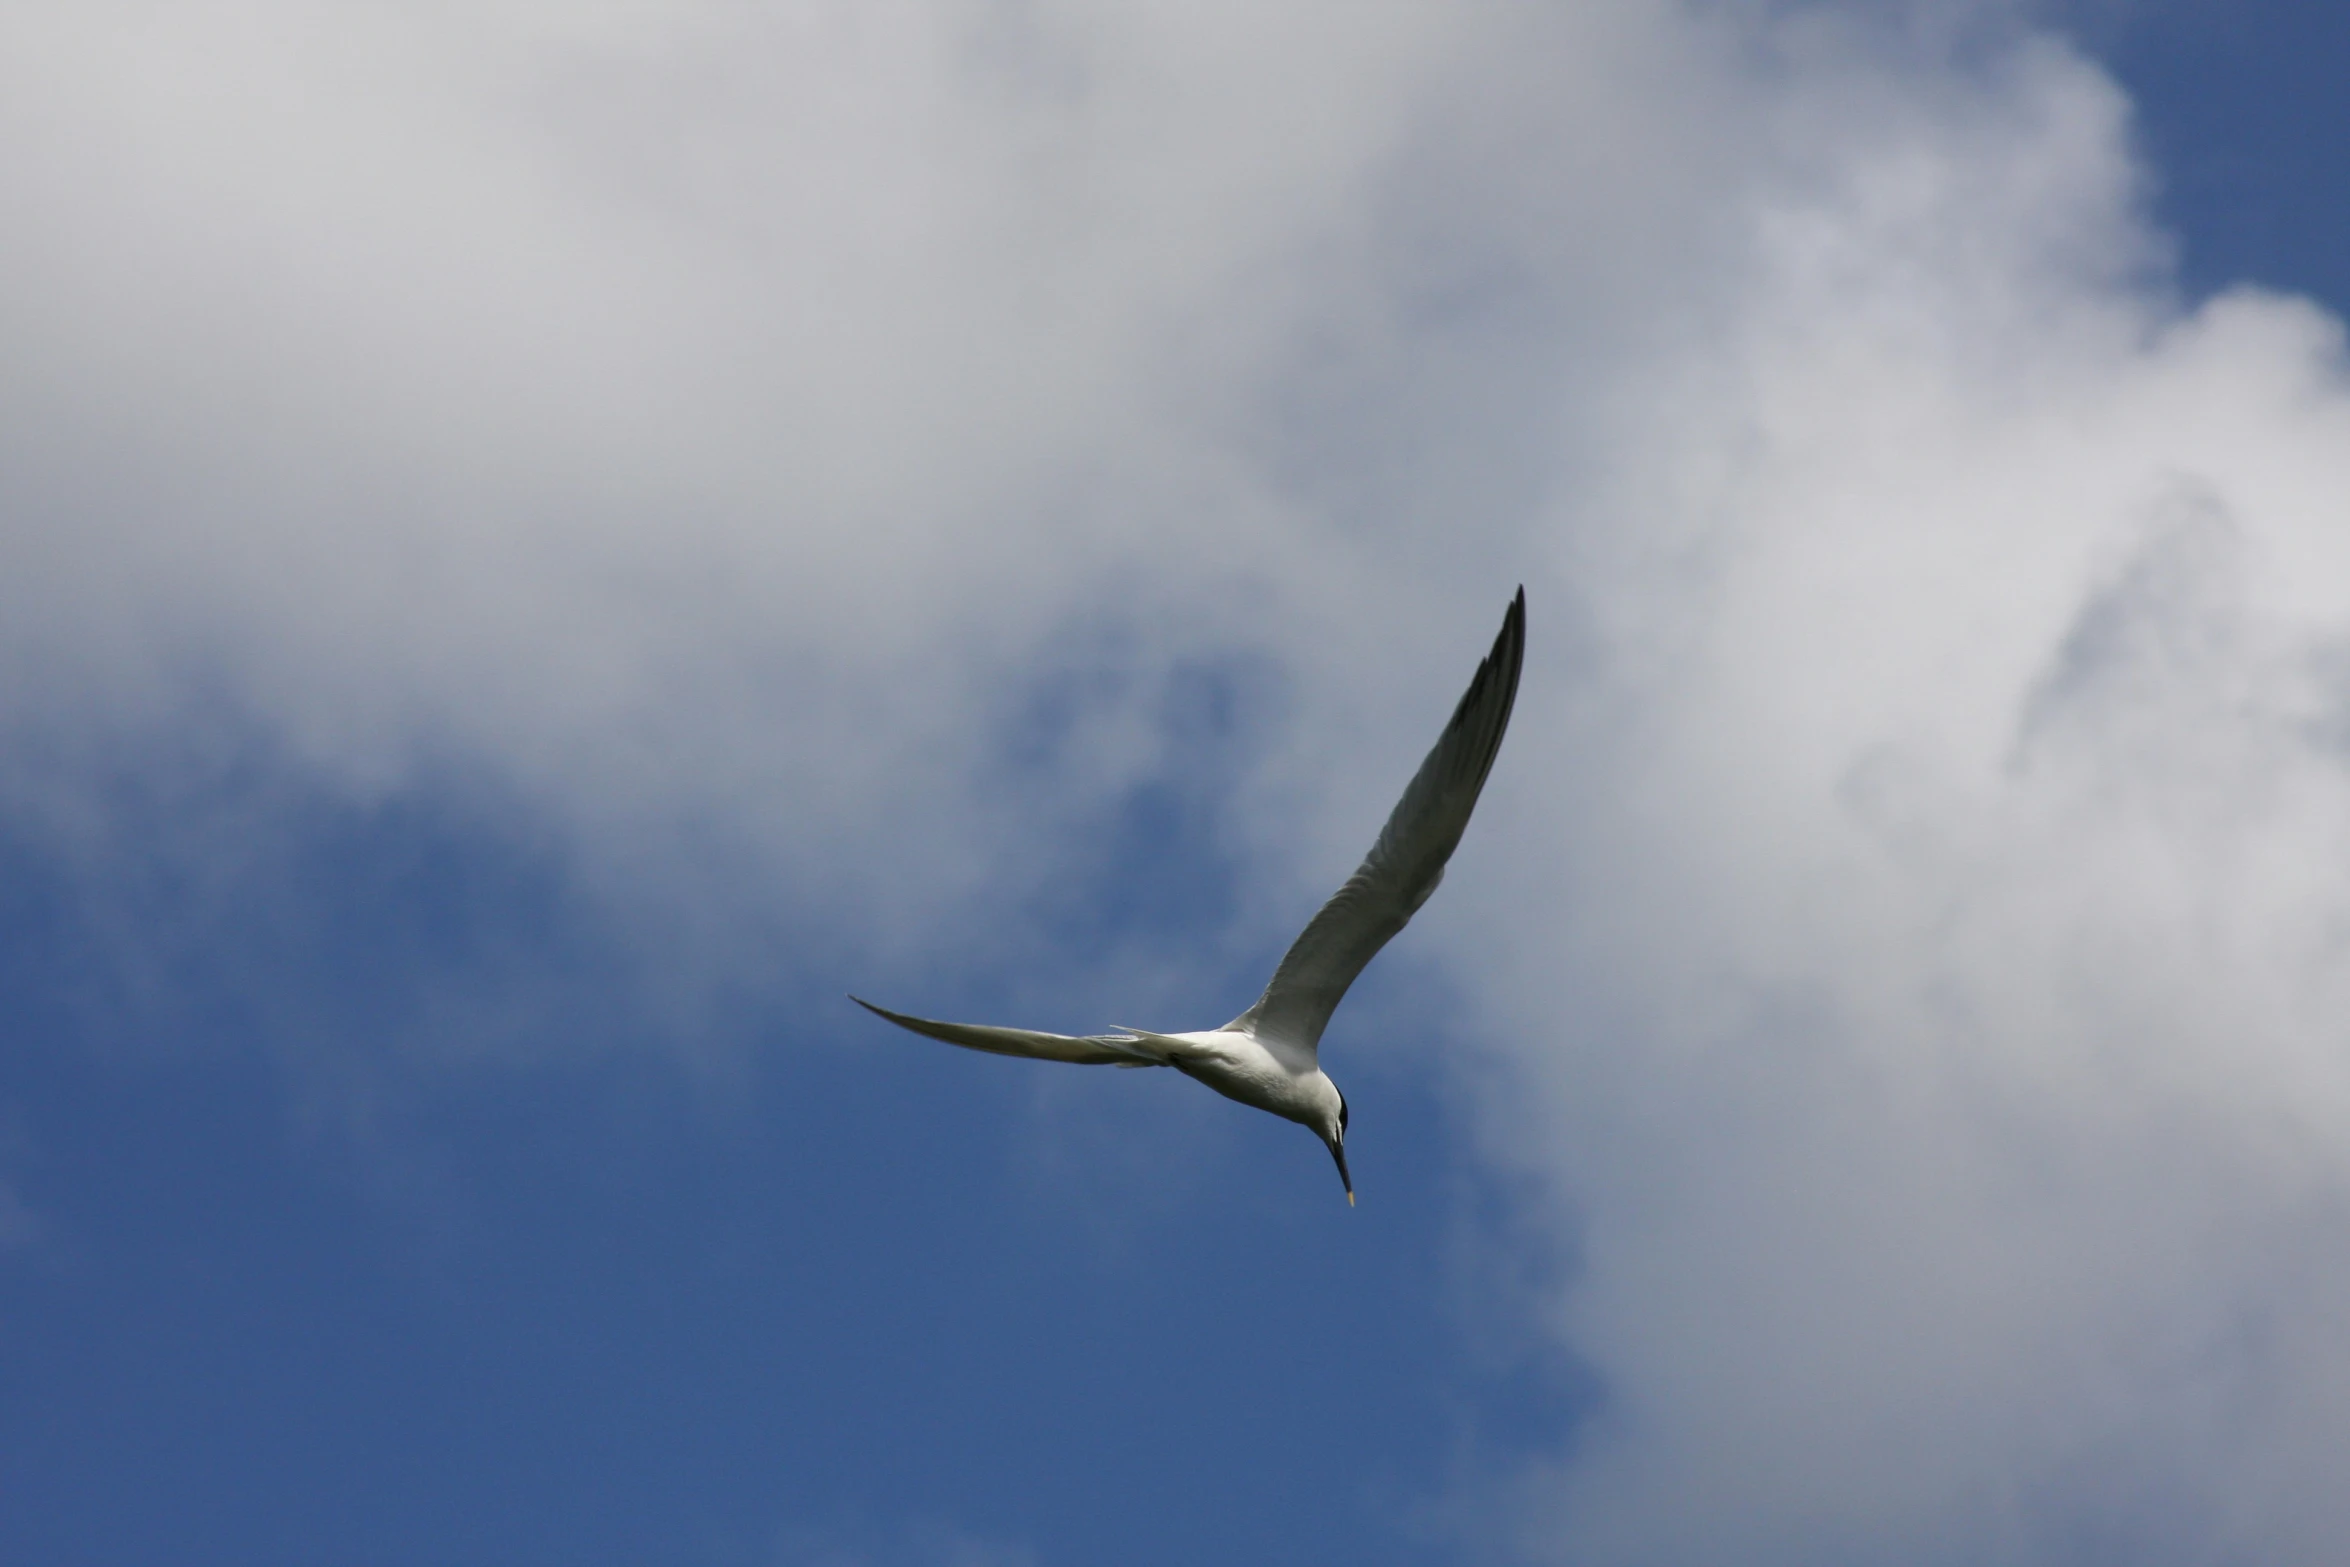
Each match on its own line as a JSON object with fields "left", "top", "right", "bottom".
{"left": 854, "top": 587, "right": 1525, "bottom": 1203}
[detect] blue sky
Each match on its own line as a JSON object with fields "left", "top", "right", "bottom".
{"left": 7, "top": 5, "right": 2350, "bottom": 1564}
{"left": 2085, "top": 1, "right": 2350, "bottom": 308}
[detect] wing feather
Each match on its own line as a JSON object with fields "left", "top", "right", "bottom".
{"left": 1232, "top": 587, "right": 1524, "bottom": 1056}
{"left": 850, "top": 996, "right": 1165, "bottom": 1066}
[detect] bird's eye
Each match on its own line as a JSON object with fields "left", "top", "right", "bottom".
{"left": 1339, "top": 1094, "right": 1349, "bottom": 1133}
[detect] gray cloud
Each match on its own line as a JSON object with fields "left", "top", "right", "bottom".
{"left": 10, "top": 2, "right": 2350, "bottom": 1562}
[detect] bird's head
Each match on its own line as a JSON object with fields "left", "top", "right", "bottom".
{"left": 1321, "top": 1083, "right": 1353, "bottom": 1207}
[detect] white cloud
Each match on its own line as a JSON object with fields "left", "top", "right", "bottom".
{"left": 10, "top": 2, "right": 2350, "bottom": 1561}
{"left": 1442, "top": 29, "right": 2350, "bottom": 1567}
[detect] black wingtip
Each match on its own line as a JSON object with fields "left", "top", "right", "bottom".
{"left": 1445, "top": 584, "right": 1525, "bottom": 792}
{"left": 1499, "top": 587, "right": 1526, "bottom": 674}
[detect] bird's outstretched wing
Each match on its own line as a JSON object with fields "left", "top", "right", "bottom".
{"left": 851, "top": 996, "right": 1167, "bottom": 1067}
{"left": 1230, "top": 586, "right": 1525, "bottom": 1058}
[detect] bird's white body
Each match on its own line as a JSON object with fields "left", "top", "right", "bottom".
{"left": 854, "top": 588, "right": 1524, "bottom": 1202}
{"left": 1123, "top": 1024, "right": 1341, "bottom": 1141}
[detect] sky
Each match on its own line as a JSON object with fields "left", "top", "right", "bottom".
{"left": 5, "top": 3, "right": 2350, "bottom": 1563}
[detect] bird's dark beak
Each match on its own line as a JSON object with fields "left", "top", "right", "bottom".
{"left": 1330, "top": 1139, "right": 1354, "bottom": 1206}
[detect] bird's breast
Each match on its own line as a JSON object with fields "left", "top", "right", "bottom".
{"left": 1176, "top": 1039, "right": 1322, "bottom": 1124}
